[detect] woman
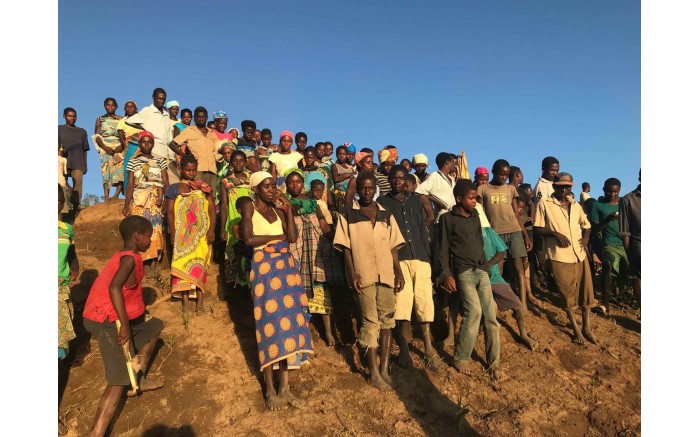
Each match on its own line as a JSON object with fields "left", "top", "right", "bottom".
{"left": 268, "top": 130, "right": 303, "bottom": 192}
{"left": 241, "top": 171, "right": 313, "bottom": 411}
{"left": 118, "top": 100, "right": 141, "bottom": 191}
{"left": 344, "top": 150, "right": 377, "bottom": 204}
{"left": 219, "top": 150, "right": 253, "bottom": 287}
{"left": 94, "top": 97, "right": 124, "bottom": 201}
{"left": 285, "top": 169, "right": 342, "bottom": 345}
{"left": 122, "top": 131, "right": 169, "bottom": 269}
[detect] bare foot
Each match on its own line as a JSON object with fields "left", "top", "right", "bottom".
{"left": 583, "top": 329, "right": 599, "bottom": 345}
{"left": 370, "top": 374, "right": 392, "bottom": 391}
{"left": 487, "top": 366, "right": 507, "bottom": 382}
{"left": 573, "top": 334, "right": 586, "bottom": 346}
{"left": 452, "top": 359, "right": 471, "bottom": 375}
{"left": 424, "top": 352, "right": 448, "bottom": 373}
{"left": 520, "top": 334, "right": 538, "bottom": 351}
{"left": 397, "top": 348, "right": 413, "bottom": 368}
{"left": 266, "top": 392, "right": 287, "bottom": 411}
{"left": 325, "top": 334, "right": 336, "bottom": 347}
{"left": 278, "top": 387, "right": 305, "bottom": 408}
{"left": 440, "top": 337, "right": 455, "bottom": 349}
{"left": 380, "top": 368, "right": 392, "bottom": 385}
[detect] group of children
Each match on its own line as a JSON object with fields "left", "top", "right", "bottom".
{"left": 59, "top": 96, "right": 641, "bottom": 430}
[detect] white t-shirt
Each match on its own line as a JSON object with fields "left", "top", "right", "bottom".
{"left": 415, "top": 170, "right": 456, "bottom": 222}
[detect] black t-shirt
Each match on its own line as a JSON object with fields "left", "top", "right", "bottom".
{"left": 58, "top": 124, "right": 90, "bottom": 172}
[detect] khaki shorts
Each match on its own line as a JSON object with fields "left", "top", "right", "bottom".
{"left": 550, "top": 258, "right": 595, "bottom": 310}
{"left": 395, "top": 260, "right": 434, "bottom": 322}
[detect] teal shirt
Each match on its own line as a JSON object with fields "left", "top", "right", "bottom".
{"left": 58, "top": 221, "right": 75, "bottom": 284}
{"left": 481, "top": 227, "right": 508, "bottom": 285}
{"left": 590, "top": 201, "right": 623, "bottom": 247}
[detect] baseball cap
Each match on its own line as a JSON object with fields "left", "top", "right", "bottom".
{"left": 553, "top": 172, "right": 574, "bottom": 186}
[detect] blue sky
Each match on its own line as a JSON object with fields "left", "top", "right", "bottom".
{"left": 59, "top": 0, "right": 640, "bottom": 198}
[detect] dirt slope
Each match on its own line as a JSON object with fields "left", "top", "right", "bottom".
{"left": 59, "top": 201, "right": 641, "bottom": 437}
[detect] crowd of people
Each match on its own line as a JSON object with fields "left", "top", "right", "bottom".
{"left": 58, "top": 88, "right": 641, "bottom": 434}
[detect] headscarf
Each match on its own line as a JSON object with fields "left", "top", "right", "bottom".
{"left": 214, "top": 111, "right": 227, "bottom": 119}
{"left": 249, "top": 171, "right": 273, "bottom": 189}
{"left": 354, "top": 151, "right": 370, "bottom": 166}
{"left": 218, "top": 141, "right": 236, "bottom": 153}
{"left": 280, "top": 130, "right": 294, "bottom": 140}
{"left": 345, "top": 143, "right": 356, "bottom": 153}
{"left": 228, "top": 128, "right": 240, "bottom": 138}
{"left": 412, "top": 153, "right": 429, "bottom": 166}
{"left": 475, "top": 167, "right": 489, "bottom": 177}
{"left": 379, "top": 148, "right": 398, "bottom": 164}
{"left": 284, "top": 168, "right": 304, "bottom": 181}
{"left": 138, "top": 131, "right": 154, "bottom": 140}
{"left": 166, "top": 100, "right": 180, "bottom": 109}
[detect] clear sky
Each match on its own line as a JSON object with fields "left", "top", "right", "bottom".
{"left": 59, "top": 0, "right": 640, "bottom": 199}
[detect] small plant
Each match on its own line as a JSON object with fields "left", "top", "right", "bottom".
{"left": 455, "top": 395, "right": 472, "bottom": 435}
{"left": 163, "top": 333, "right": 176, "bottom": 351}
{"left": 182, "top": 311, "right": 190, "bottom": 331}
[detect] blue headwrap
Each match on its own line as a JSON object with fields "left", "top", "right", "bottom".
{"left": 213, "top": 111, "right": 227, "bottom": 119}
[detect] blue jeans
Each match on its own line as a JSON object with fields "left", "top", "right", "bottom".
{"left": 454, "top": 268, "right": 500, "bottom": 366}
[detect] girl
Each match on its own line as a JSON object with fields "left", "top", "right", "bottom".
{"left": 331, "top": 144, "right": 356, "bottom": 212}
{"left": 241, "top": 171, "right": 313, "bottom": 411}
{"left": 285, "top": 170, "right": 339, "bottom": 346}
{"left": 118, "top": 100, "right": 142, "bottom": 191}
{"left": 94, "top": 97, "right": 124, "bottom": 201}
{"left": 165, "top": 155, "right": 216, "bottom": 314}
{"left": 268, "top": 130, "right": 303, "bottom": 192}
{"left": 220, "top": 150, "right": 253, "bottom": 287}
{"left": 122, "top": 131, "right": 169, "bottom": 272}
{"left": 299, "top": 147, "right": 333, "bottom": 204}
{"left": 216, "top": 142, "right": 237, "bottom": 206}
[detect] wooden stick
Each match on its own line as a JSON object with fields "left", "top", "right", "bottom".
{"left": 115, "top": 319, "right": 140, "bottom": 393}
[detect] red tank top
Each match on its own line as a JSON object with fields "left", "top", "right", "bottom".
{"left": 83, "top": 250, "right": 145, "bottom": 323}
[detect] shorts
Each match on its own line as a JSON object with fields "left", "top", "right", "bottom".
{"left": 83, "top": 315, "right": 164, "bottom": 386}
{"left": 395, "top": 260, "right": 434, "bottom": 322}
{"left": 491, "top": 283, "right": 522, "bottom": 312}
{"left": 550, "top": 259, "right": 595, "bottom": 310}
{"left": 355, "top": 283, "right": 396, "bottom": 349}
{"left": 498, "top": 231, "right": 528, "bottom": 259}
{"left": 602, "top": 245, "right": 629, "bottom": 278}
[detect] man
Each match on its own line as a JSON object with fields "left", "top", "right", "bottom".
{"left": 618, "top": 170, "right": 641, "bottom": 316}
{"left": 415, "top": 152, "right": 456, "bottom": 222}
{"left": 58, "top": 107, "right": 90, "bottom": 210}
{"left": 126, "top": 88, "right": 177, "bottom": 182}
{"left": 377, "top": 165, "right": 446, "bottom": 372}
{"left": 533, "top": 172, "right": 598, "bottom": 345}
{"left": 168, "top": 106, "right": 220, "bottom": 200}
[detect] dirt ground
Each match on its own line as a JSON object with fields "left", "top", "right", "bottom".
{"left": 58, "top": 201, "right": 640, "bottom": 437}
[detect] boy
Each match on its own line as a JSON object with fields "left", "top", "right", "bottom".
{"left": 377, "top": 166, "right": 447, "bottom": 372}
{"left": 580, "top": 182, "right": 591, "bottom": 204}
{"left": 533, "top": 156, "right": 560, "bottom": 206}
{"left": 533, "top": 172, "right": 598, "bottom": 345}
{"left": 82, "top": 216, "right": 164, "bottom": 437}
{"left": 477, "top": 159, "right": 532, "bottom": 310}
{"left": 590, "top": 178, "right": 628, "bottom": 313}
{"left": 435, "top": 179, "right": 503, "bottom": 379}
{"left": 334, "top": 172, "right": 405, "bottom": 391}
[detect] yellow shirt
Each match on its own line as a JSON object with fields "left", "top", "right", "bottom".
{"left": 173, "top": 126, "right": 219, "bottom": 174}
{"left": 533, "top": 196, "right": 591, "bottom": 263}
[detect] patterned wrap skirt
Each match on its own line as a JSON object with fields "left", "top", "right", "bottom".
{"left": 251, "top": 240, "right": 314, "bottom": 371}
